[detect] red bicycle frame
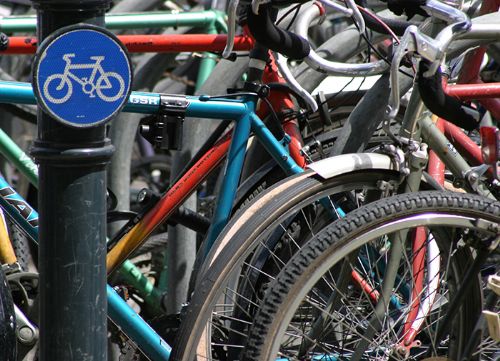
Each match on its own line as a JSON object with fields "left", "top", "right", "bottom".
{"left": 1, "top": 34, "right": 254, "bottom": 54}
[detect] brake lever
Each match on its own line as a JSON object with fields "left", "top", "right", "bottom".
{"left": 386, "top": 25, "right": 443, "bottom": 121}
{"left": 274, "top": 52, "right": 318, "bottom": 112}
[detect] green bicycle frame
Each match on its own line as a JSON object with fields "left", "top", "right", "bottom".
{"left": 0, "top": 10, "right": 227, "bottom": 33}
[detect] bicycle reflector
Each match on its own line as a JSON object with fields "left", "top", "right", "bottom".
{"left": 480, "top": 126, "right": 500, "bottom": 165}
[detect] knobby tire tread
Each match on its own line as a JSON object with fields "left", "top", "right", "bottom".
{"left": 242, "top": 191, "right": 500, "bottom": 360}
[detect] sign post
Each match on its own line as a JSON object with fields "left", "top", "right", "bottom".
{"left": 30, "top": 1, "right": 131, "bottom": 360}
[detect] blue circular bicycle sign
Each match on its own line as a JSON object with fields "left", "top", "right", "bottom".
{"left": 33, "top": 25, "right": 132, "bottom": 127}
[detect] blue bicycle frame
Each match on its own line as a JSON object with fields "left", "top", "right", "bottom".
{"left": 0, "top": 80, "right": 304, "bottom": 360}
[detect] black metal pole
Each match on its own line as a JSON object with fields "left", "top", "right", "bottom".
{"left": 31, "top": 1, "right": 112, "bottom": 360}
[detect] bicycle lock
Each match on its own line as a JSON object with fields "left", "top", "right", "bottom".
{"left": 30, "top": 0, "right": 132, "bottom": 359}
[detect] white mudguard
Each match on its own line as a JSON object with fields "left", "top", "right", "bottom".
{"left": 307, "top": 153, "right": 398, "bottom": 179}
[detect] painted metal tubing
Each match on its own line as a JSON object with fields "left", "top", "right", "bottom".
{"left": 106, "top": 135, "right": 231, "bottom": 274}
{"left": 0, "top": 81, "right": 38, "bottom": 105}
{"left": 421, "top": 116, "right": 494, "bottom": 198}
{"left": 194, "top": 25, "right": 218, "bottom": 90}
{"left": 0, "top": 10, "right": 226, "bottom": 33}
{"left": 107, "top": 285, "right": 171, "bottom": 361}
{"left": 0, "top": 82, "right": 161, "bottom": 113}
{"left": 0, "top": 129, "right": 38, "bottom": 187}
{"left": 1, "top": 34, "right": 254, "bottom": 54}
{"left": 442, "top": 119, "right": 483, "bottom": 166}
{"left": 118, "top": 260, "right": 163, "bottom": 314}
{"left": 0, "top": 177, "right": 38, "bottom": 242}
{"left": 0, "top": 208, "right": 17, "bottom": 265}
{"left": 444, "top": 82, "right": 500, "bottom": 100}
{"left": 0, "top": 82, "right": 254, "bottom": 116}
{"left": 427, "top": 118, "right": 446, "bottom": 185}
{"left": 202, "top": 109, "right": 253, "bottom": 254}
{"left": 250, "top": 113, "right": 304, "bottom": 175}
{"left": 185, "top": 97, "right": 248, "bottom": 119}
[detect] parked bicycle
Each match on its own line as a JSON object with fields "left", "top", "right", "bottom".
{"left": 170, "top": 0, "right": 500, "bottom": 360}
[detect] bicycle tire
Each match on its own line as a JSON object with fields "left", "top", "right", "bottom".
{"left": 171, "top": 165, "right": 404, "bottom": 361}
{"left": 0, "top": 265, "right": 16, "bottom": 361}
{"left": 7, "top": 218, "right": 33, "bottom": 271}
{"left": 242, "top": 191, "right": 499, "bottom": 361}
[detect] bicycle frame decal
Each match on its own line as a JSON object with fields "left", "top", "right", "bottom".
{"left": 129, "top": 93, "right": 161, "bottom": 106}
{"left": 0, "top": 185, "right": 38, "bottom": 228}
{"left": 32, "top": 25, "right": 132, "bottom": 127}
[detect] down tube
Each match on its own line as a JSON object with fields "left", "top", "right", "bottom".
{"left": 0, "top": 178, "right": 172, "bottom": 361}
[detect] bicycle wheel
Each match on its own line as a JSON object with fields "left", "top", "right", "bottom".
{"left": 241, "top": 191, "right": 499, "bottom": 361}
{"left": 171, "top": 157, "right": 407, "bottom": 361}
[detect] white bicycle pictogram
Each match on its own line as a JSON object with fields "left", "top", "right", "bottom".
{"left": 43, "top": 53, "right": 125, "bottom": 104}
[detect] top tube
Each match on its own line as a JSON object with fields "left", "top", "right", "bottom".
{"left": 0, "top": 10, "right": 227, "bottom": 33}
{"left": 0, "top": 80, "right": 251, "bottom": 118}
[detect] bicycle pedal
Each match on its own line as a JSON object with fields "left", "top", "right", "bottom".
{"left": 483, "top": 310, "right": 500, "bottom": 342}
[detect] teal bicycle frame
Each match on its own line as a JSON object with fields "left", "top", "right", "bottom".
{"left": 0, "top": 80, "right": 303, "bottom": 360}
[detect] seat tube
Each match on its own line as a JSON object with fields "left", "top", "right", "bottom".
{"left": 195, "top": 22, "right": 218, "bottom": 89}
{"left": 202, "top": 105, "right": 253, "bottom": 255}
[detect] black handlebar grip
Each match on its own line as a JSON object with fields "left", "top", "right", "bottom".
{"left": 418, "top": 61, "right": 478, "bottom": 131}
{"left": 246, "top": 4, "right": 310, "bottom": 60}
{"left": 362, "top": 13, "right": 413, "bottom": 36}
{"left": 386, "top": 0, "right": 428, "bottom": 19}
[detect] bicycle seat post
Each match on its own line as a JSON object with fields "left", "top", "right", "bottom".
{"left": 30, "top": 1, "right": 112, "bottom": 360}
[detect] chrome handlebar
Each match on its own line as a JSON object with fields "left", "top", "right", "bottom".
{"left": 222, "top": 0, "right": 499, "bottom": 121}
{"left": 387, "top": 0, "right": 473, "bottom": 120}
{"left": 295, "top": 3, "right": 389, "bottom": 76}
